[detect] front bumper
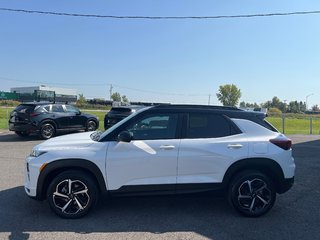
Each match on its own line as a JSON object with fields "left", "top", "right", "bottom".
{"left": 24, "top": 156, "right": 41, "bottom": 198}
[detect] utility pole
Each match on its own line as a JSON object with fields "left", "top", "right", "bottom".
{"left": 306, "top": 93, "right": 313, "bottom": 111}
{"left": 208, "top": 94, "right": 211, "bottom": 105}
{"left": 109, "top": 84, "right": 113, "bottom": 101}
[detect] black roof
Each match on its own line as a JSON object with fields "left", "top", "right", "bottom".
{"left": 149, "top": 104, "right": 266, "bottom": 119}
{"left": 20, "top": 102, "right": 52, "bottom": 105}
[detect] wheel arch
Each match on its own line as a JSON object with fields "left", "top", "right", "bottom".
{"left": 86, "top": 118, "right": 99, "bottom": 129}
{"left": 36, "top": 159, "right": 107, "bottom": 200}
{"left": 39, "top": 119, "right": 57, "bottom": 129}
{"left": 222, "top": 158, "right": 285, "bottom": 193}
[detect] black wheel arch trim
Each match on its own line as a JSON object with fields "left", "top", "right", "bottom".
{"left": 39, "top": 119, "right": 57, "bottom": 129}
{"left": 36, "top": 159, "right": 107, "bottom": 200}
{"left": 222, "top": 158, "right": 287, "bottom": 194}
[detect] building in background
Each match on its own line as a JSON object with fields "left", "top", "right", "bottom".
{"left": 11, "top": 85, "right": 77, "bottom": 103}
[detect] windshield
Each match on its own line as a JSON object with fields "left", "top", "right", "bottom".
{"left": 98, "top": 106, "right": 151, "bottom": 141}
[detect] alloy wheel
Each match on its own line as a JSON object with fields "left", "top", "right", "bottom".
{"left": 237, "top": 178, "right": 272, "bottom": 214}
{"left": 53, "top": 179, "right": 90, "bottom": 215}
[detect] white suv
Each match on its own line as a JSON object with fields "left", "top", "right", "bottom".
{"left": 25, "top": 105, "right": 295, "bottom": 218}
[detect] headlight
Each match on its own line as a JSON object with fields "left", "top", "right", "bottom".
{"left": 30, "top": 149, "right": 47, "bottom": 157}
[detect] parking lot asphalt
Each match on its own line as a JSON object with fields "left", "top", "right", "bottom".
{"left": 0, "top": 132, "right": 319, "bottom": 240}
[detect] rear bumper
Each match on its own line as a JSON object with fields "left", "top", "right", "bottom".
{"left": 9, "top": 122, "right": 38, "bottom": 133}
{"left": 278, "top": 177, "right": 294, "bottom": 194}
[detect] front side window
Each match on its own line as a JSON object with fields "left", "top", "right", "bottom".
{"left": 65, "top": 105, "right": 80, "bottom": 113}
{"left": 186, "top": 113, "right": 233, "bottom": 138}
{"left": 126, "top": 113, "right": 178, "bottom": 140}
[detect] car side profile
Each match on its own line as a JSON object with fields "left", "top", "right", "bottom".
{"left": 9, "top": 102, "right": 99, "bottom": 139}
{"left": 25, "top": 105, "right": 295, "bottom": 218}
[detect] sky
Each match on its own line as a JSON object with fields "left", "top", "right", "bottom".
{"left": 0, "top": 1, "right": 320, "bottom": 107}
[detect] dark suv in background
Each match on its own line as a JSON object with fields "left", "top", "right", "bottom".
{"left": 104, "top": 105, "right": 145, "bottom": 129}
{"left": 9, "top": 102, "right": 99, "bottom": 139}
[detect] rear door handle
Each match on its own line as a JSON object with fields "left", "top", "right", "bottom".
{"left": 227, "top": 144, "right": 243, "bottom": 149}
{"left": 160, "top": 145, "right": 175, "bottom": 150}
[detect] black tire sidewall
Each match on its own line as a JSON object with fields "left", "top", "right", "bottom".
{"left": 46, "top": 170, "right": 98, "bottom": 219}
{"left": 228, "top": 170, "right": 276, "bottom": 217}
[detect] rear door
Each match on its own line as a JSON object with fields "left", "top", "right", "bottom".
{"left": 51, "top": 104, "right": 69, "bottom": 129}
{"left": 64, "top": 105, "right": 85, "bottom": 128}
{"left": 177, "top": 112, "right": 248, "bottom": 188}
{"left": 106, "top": 112, "right": 181, "bottom": 192}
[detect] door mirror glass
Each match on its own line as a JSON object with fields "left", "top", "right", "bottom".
{"left": 118, "top": 131, "right": 132, "bottom": 142}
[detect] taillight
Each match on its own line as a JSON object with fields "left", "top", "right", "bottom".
{"left": 270, "top": 138, "right": 292, "bottom": 150}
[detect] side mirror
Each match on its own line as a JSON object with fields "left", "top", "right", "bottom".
{"left": 117, "top": 131, "right": 132, "bottom": 143}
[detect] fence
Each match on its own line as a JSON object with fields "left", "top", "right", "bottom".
{"left": 267, "top": 115, "right": 320, "bottom": 135}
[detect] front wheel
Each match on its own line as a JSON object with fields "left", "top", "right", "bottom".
{"left": 228, "top": 170, "right": 276, "bottom": 217}
{"left": 47, "top": 170, "right": 98, "bottom": 219}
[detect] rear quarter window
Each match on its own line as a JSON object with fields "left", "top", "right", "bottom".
{"left": 186, "top": 113, "right": 237, "bottom": 138}
{"left": 15, "top": 104, "right": 35, "bottom": 114}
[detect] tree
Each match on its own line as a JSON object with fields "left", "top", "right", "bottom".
{"left": 311, "top": 105, "right": 320, "bottom": 112}
{"left": 77, "top": 93, "right": 86, "bottom": 105}
{"left": 216, "top": 84, "right": 241, "bottom": 107}
{"left": 111, "top": 92, "right": 121, "bottom": 102}
{"left": 239, "top": 101, "right": 260, "bottom": 108}
{"left": 122, "top": 95, "right": 129, "bottom": 103}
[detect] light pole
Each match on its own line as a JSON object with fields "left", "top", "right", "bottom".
{"left": 306, "top": 93, "right": 313, "bottom": 111}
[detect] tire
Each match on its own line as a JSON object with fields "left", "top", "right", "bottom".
{"left": 40, "top": 123, "right": 55, "bottom": 139}
{"left": 15, "top": 131, "right": 30, "bottom": 137}
{"left": 46, "top": 170, "right": 98, "bottom": 219}
{"left": 228, "top": 170, "right": 276, "bottom": 217}
{"left": 86, "top": 120, "right": 97, "bottom": 131}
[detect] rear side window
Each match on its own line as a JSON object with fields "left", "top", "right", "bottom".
{"left": 34, "top": 105, "right": 50, "bottom": 113}
{"left": 186, "top": 113, "right": 235, "bottom": 138}
{"left": 51, "top": 105, "right": 64, "bottom": 113}
{"left": 15, "top": 104, "right": 35, "bottom": 114}
{"left": 111, "top": 107, "right": 132, "bottom": 114}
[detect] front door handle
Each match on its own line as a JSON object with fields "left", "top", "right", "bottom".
{"left": 160, "top": 145, "right": 175, "bottom": 150}
{"left": 227, "top": 144, "right": 243, "bottom": 149}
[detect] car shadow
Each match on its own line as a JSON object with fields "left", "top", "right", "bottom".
{"left": 0, "top": 131, "right": 84, "bottom": 142}
{"left": 0, "top": 139, "right": 319, "bottom": 240}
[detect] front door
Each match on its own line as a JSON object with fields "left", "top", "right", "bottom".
{"left": 106, "top": 113, "right": 180, "bottom": 192}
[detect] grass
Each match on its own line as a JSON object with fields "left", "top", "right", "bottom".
{"left": 1, "top": 106, "right": 320, "bottom": 134}
{"left": 267, "top": 117, "right": 320, "bottom": 135}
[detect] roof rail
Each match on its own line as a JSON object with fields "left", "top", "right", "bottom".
{"left": 153, "top": 104, "right": 242, "bottom": 111}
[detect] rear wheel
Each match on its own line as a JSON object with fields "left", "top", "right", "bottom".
{"left": 86, "top": 120, "right": 97, "bottom": 131}
{"left": 46, "top": 170, "right": 98, "bottom": 219}
{"left": 40, "top": 123, "right": 55, "bottom": 139}
{"left": 15, "top": 131, "right": 30, "bottom": 137}
{"left": 228, "top": 170, "right": 276, "bottom": 217}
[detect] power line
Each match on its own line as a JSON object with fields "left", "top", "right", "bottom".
{"left": 0, "top": 77, "right": 109, "bottom": 86}
{"left": 1, "top": 7, "right": 320, "bottom": 20}
{"left": 0, "top": 76, "right": 209, "bottom": 96}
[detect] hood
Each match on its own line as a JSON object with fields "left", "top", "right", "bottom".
{"left": 36, "top": 131, "right": 95, "bottom": 151}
